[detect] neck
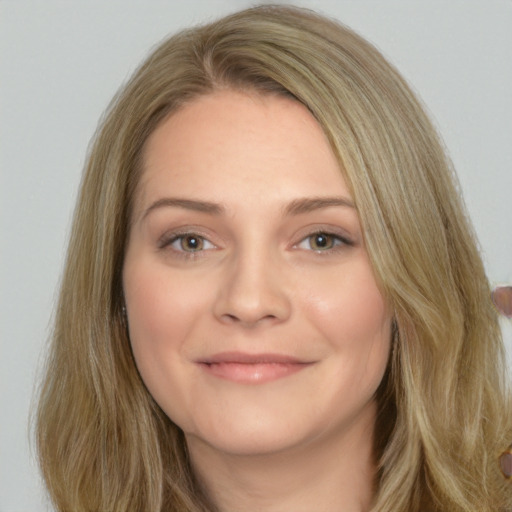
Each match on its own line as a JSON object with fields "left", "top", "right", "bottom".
{"left": 186, "top": 411, "right": 377, "bottom": 512}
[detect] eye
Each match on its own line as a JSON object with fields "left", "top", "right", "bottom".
{"left": 296, "top": 231, "right": 350, "bottom": 252}
{"left": 166, "top": 233, "right": 215, "bottom": 253}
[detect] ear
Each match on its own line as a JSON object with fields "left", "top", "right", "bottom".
{"left": 500, "top": 444, "right": 512, "bottom": 480}
{"left": 492, "top": 285, "right": 512, "bottom": 318}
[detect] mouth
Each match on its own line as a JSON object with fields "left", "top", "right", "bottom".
{"left": 196, "top": 352, "right": 315, "bottom": 384}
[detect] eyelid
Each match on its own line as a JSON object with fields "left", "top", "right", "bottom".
{"left": 156, "top": 225, "right": 354, "bottom": 256}
{"left": 293, "top": 228, "right": 354, "bottom": 252}
{"left": 171, "top": 234, "right": 215, "bottom": 252}
{"left": 158, "top": 228, "right": 217, "bottom": 252}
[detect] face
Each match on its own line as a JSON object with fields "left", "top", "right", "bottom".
{"left": 123, "top": 91, "right": 392, "bottom": 458}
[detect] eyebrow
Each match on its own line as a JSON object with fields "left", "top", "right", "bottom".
{"left": 141, "top": 195, "right": 355, "bottom": 221}
{"left": 283, "top": 196, "right": 355, "bottom": 215}
{"left": 142, "top": 198, "right": 224, "bottom": 220}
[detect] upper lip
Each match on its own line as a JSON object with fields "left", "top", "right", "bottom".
{"left": 198, "top": 352, "right": 310, "bottom": 364}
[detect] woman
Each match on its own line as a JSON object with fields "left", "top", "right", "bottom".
{"left": 36, "top": 5, "right": 512, "bottom": 511}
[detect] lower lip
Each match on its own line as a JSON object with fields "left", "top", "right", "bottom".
{"left": 199, "top": 362, "right": 311, "bottom": 384}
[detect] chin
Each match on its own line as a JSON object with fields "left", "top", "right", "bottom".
{"left": 186, "top": 420, "right": 311, "bottom": 458}
{"left": 181, "top": 396, "right": 376, "bottom": 460}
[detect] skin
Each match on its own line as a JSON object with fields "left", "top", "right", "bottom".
{"left": 123, "top": 90, "right": 392, "bottom": 512}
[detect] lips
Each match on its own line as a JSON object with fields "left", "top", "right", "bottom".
{"left": 197, "top": 352, "right": 314, "bottom": 384}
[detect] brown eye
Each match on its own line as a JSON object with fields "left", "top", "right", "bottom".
{"left": 296, "top": 231, "right": 352, "bottom": 253}
{"left": 308, "top": 233, "right": 336, "bottom": 251}
{"left": 179, "top": 235, "right": 204, "bottom": 252}
{"left": 164, "top": 233, "right": 215, "bottom": 253}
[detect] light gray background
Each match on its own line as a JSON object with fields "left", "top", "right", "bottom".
{"left": 1, "top": 1, "right": 511, "bottom": 510}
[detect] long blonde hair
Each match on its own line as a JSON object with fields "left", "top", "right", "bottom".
{"left": 36, "top": 5, "right": 511, "bottom": 511}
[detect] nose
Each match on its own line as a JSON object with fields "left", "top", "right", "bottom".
{"left": 213, "top": 249, "right": 292, "bottom": 327}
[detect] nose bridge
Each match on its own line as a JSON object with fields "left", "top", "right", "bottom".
{"left": 214, "top": 237, "right": 291, "bottom": 325}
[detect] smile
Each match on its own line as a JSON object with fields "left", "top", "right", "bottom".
{"left": 197, "top": 352, "right": 315, "bottom": 384}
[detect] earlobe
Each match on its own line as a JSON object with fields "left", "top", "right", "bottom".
{"left": 499, "top": 445, "right": 512, "bottom": 479}
{"left": 492, "top": 285, "right": 512, "bottom": 318}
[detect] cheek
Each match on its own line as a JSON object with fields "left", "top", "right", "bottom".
{"left": 123, "top": 260, "right": 211, "bottom": 373}
{"left": 123, "top": 259, "right": 219, "bottom": 429}
{"left": 301, "top": 260, "right": 391, "bottom": 372}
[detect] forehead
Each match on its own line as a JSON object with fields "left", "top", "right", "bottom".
{"left": 135, "top": 90, "right": 351, "bottom": 216}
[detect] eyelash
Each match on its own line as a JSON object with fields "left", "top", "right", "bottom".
{"left": 295, "top": 231, "right": 353, "bottom": 253}
{"left": 158, "top": 231, "right": 215, "bottom": 259}
{"left": 158, "top": 229, "right": 353, "bottom": 259}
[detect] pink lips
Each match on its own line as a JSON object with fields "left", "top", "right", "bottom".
{"left": 197, "top": 352, "right": 313, "bottom": 384}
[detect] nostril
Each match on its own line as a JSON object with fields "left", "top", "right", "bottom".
{"left": 213, "top": 270, "right": 292, "bottom": 325}
{"left": 221, "top": 312, "right": 278, "bottom": 325}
